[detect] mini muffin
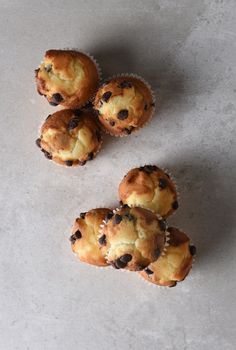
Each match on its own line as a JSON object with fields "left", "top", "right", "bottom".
{"left": 119, "top": 165, "right": 178, "bottom": 218}
{"left": 94, "top": 75, "right": 154, "bottom": 136}
{"left": 70, "top": 208, "right": 112, "bottom": 266}
{"left": 140, "top": 227, "right": 196, "bottom": 287}
{"left": 35, "top": 49, "right": 99, "bottom": 108}
{"left": 98, "top": 206, "right": 166, "bottom": 271}
{"left": 36, "top": 109, "right": 102, "bottom": 166}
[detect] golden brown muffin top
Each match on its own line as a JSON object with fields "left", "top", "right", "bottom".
{"left": 35, "top": 49, "right": 99, "bottom": 108}
{"left": 70, "top": 208, "right": 112, "bottom": 267}
{"left": 98, "top": 206, "right": 166, "bottom": 271}
{"left": 140, "top": 227, "right": 196, "bottom": 287}
{"left": 36, "top": 109, "right": 102, "bottom": 166}
{"left": 118, "top": 165, "right": 178, "bottom": 218}
{"left": 94, "top": 76, "right": 154, "bottom": 136}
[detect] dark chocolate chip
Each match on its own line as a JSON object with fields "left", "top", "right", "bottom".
{"left": 110, "top": 261, "right": 120, "bottom": 269}
{"left": 153, "top": 247, "right": 161, "bottom": 259}
{"left": 159, "top": 178, "right": 168, "bottom": 189}
{"left": 119, "top": 254, "right": 132, "bottom": 263}
{"left": 80, "top": 212, "right": 86, "bottom": 219}
{"left": 118, "top": 80, "right": 132, "bottom": 88}
{"left": 136, "top": 265, "right": 146, "bottom": 271}
{"left": 67, "top": 118, "right": 79, "bottom": 130}
{"left": 49, "top": 101, "right": 58, "bottom": 106}
{"left": 96, "top": 130, "right": 102, "bottom": 142}
{"left": 144, "top": 103, "right": 148, "bottom": 110}
{"left": 74, "top": 229, "right": 82, "bottom": 239}
{"left": 124, "top": 127, "right": 133, "bottom": 135}
{"left": 114, "top": 214, "right": 122, "bottom": 224}
{"left": 87, "top": 152, "right": 94, "bottom": 161}
{"left": 104, "top": 212, "right": 114, "bottom": 223}
{"left": 125, "top": 213, "right": 134, "bottom": 221}
{"left": 115, "top": 258, "right": 127, "bottom": 269}
{"left": 98, "top": 234, "right": 107, "bottom": 246}
{"left": 65, "top": 160, "right": 73, "bottom": 167}
{"left": 35, "top": 138, "right": 41, "bottom": 148}
{"left": 122, "top": 204, "right": 129, "bottom": 209}
{"left": 109, "top": 120, "right": 115, "bottom": 126}
{"left": 139, "top": 165, "right": 158, "bottom": 173}
{"left": 159, "top": 219, "right": 167, "bottom": 231}
{"left": 102, "top": 91, "right": 112, "bottom": 102}
{"left": 117, "top": 109, "right": 129, "bottom": 120}
{"left": 52, "top": 93, "right": 63, "bottom": 103}
{"left": 73, "top": 109, "right": 82, "bottom": 117}
{"left": 189, "top": 245, "right": 197, "bottom": 256}
{"left": 42, "top": 150, "right": 52, "bottom": 160}
{"left": 46, "top": 114, "right": 51, "bottom": 121}
{"left": 145, "top": 268, "right": 154, "bottom": 275}
{"left": 151, "top": 102, "right": 155, "bottom": 107}
{"left": 78, "top": 160, "right": 86, "bottom": 166}
{"left": 45, "top": 64, "right": 52, "bottom": 72}
{"left": 69, "top": 234, "right": 77, "bottom": 244}
{"left": 172, "top": 201, "right": 179, "bottom": 210}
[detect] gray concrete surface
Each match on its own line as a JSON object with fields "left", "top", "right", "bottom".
{"left": 0, "top": 0, "right": 236, "bottom": 349}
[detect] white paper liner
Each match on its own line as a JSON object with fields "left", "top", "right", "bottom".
{"left": 94, "top": 73, "right": 156, "bottom": 137}
{"left": 36, "top": 113, "right": 103, "bottom": 168}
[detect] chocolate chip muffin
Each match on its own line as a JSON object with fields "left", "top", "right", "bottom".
{"left": 94, "top": 75, "right": 154, "bottom": 136}
{"left": 98, "top": 206, "right": 166, "bottom": 271}
{"left": 36, "top": 109, "right": 102, "bottom": 166}
{"left": 140, "top": 227, "right": 196, "bottom": 287}
{"left": 70, "top": 208, "right": 112, "bottom": 266}
{"left": 118, "top": 165, "right": 178, "bottom": 218}
{"left": 35, "top": 49, "right": 100, "bottom": 108}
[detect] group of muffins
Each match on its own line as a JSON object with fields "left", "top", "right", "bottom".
{"left": 70, "top": 165, "right": 196, "bottom": 287}
{"left": 34, "top": 49, "right": 196, "bottom": 288}
{"left": 35, "top": 49, "right": 155, "bottom": 166}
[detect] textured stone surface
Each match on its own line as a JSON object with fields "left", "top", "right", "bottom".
{"left": 0, "top": 1, "right": 236, "bottom": 349}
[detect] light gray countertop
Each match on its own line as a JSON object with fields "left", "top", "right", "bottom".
{"left": 0, "top": 1, "right": 236, "bottom": 349}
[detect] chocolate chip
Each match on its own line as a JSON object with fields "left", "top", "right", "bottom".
{"left": 45, "top": 64, "right": 52, "bottom": 72}
{"left": 115, "top": 258, "right": 127, "bottom": 269}
{"left": 189, "top": 245, "right": 196, "bottom": 256}
{"left": 136, "top": 265, "right": 146, "bottom": 271}
{"left": 35, "top": 138, "right": 41, "bottom": 148}
{"left": 52, "top": 93, "right": 63, "bottom": 103}
{"left": 122, "top": 204, "right": 129, "bottom": 209}
{"left": 144, "top": 103, "right": 148, "bottom": 110}
{"left": 151, "top": 102, "right": 155, "bottom": 107}
{"left": 110, "top": 261, "right": 120, "bottom": 269}
{"left": 172, "top": 201, "right": 179, "bottom": 210}
{"left": 87, "top": 152, "right": 94, "bottom": 161}
{"left": 159, "top": 219, "right": 167, "bottom": 231}
{"left": 42, "top": 150, "right": 52, "bottom": 160}
{"left": 125, "top": 213, "right": 134, "bottom": 221}
{"left": 73, "top": 109, "right": 82, "bottom": 117}
{"left": 102, "top": 91, "right": 112, "bottom": 102}
{"left": 104, "top": 212, "right": 113, "bottom": 223}
{"left": 139, "top": 165, "right": 158, "bottom": 173}
{"left": 119, "top": 254, "right": 132, "bottom": 263}
{"left": 46, "top": 114, "right": 51, "bottom": 121}
{"left": 49, "top": 101, "right": 58, "bottom": 106}
{"left": 69, "top": 234, "right": 77, "bottom": 244}
{"left": 118, "top": 80, "right": 132, "bottom": 88}
{"left": 117, "top": 109, "right": 129, "bottom": 120}
{"left": 123, "top": 128, "right": 132, "bottom": 135}
{"left": 153, "top": 247, "right": 161, "bottom": 259}
{"left": 159, "top": 178, "right": 168, "bottom": 189}
{"left": 98, "top": 234, "right": 107, "bottom": 246}
{"left": 109, "top": 120, "right": 115, "bottom": 126}
{"left": 96, "top": 130, "right": 102, "bottom": 142}
{"left": 74, "top": 230, "right": 82, "bottom": 239}
{"left": 78, "top": 160, "right": 86, "bottom": 166}
{"left": 65, "top": 160, "right": 73, "bottom": 166}
{"left": 145, "top": 268, "right": 154, "bottom": 275}
{"left": 80, "top": 212, "right": 86, "bottom": 219}
{"left": 114, "top": 214, "right": 122, "bottom": 224}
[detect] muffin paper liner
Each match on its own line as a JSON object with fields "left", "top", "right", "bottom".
{"left": 94, "top": 73, "right": 156, "bottom": 137}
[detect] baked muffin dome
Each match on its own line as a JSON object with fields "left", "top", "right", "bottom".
{"left": 98, "top": 206, "right": 166, "bottom": 271}
{"left": 70, "top": 208, "right": 112, "bottom": 267}
{"left": 119, "top": 165, "right": 178, "bottom": 218}
{"left": 35, "top": 49, "right": 99, "bottom": 108}
{"left": 140, "top": 227, "right": 196, "bottom": 287}
{"left": 36, "top": 109, "right": 102, "bottom": 166}
{"left": 94, "top": 75, "right": 154, "bottom": 136}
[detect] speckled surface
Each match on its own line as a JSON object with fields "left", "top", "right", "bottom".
{"left": 0, "top": 1, "right": 236, "bottom": 349}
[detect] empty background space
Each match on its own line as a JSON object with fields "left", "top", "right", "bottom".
{"left": 0, "top": 0, "right": 235, "bottom": 349}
